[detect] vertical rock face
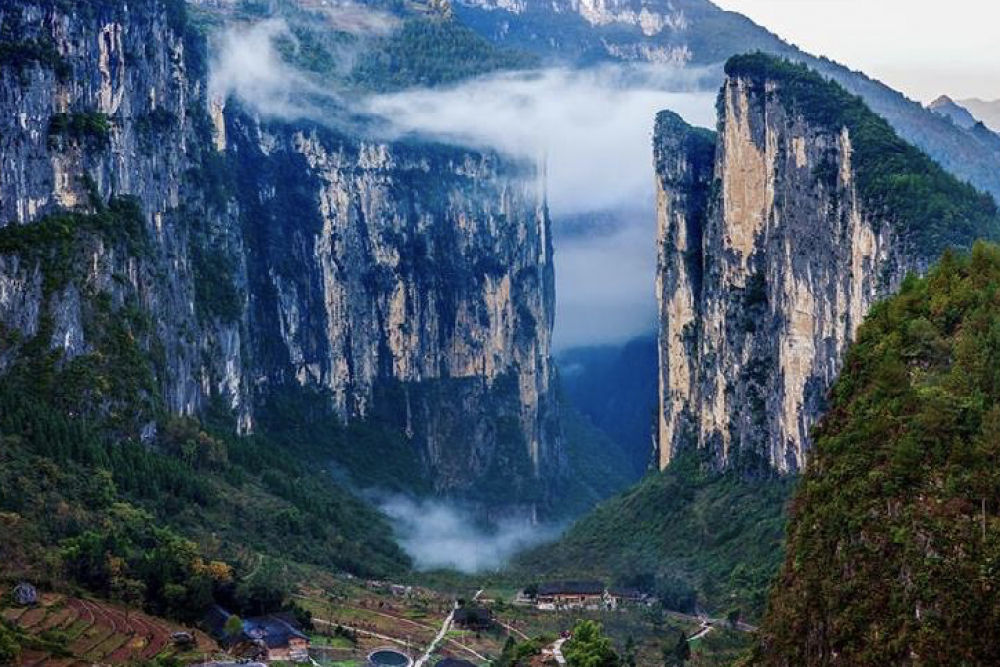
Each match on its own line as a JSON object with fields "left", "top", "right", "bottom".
{"left": 0, "top": 0, "right": 249, "bottom": 429}
{"left": 228, "top": 117, "right": 558, "bottom": 499}
{"left": 654, "top": 111, "right": 713, "bottom": 470}
{"left": 654, "top": 57, "right": 997, "bottom": 473}
{"left": 0, "top": 1, "right": 559, "bottom": 506}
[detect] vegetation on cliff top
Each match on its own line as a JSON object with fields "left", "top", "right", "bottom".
{"left": 724, "top": 53, "right": 999, "bottom": 254}
{"left": 757, "top": 242, "right": 1000, "bottom": 664}
{"left": 351, "top": 17, "right": 539, "bottom": 91}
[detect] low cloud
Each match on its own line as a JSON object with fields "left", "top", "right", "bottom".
{"left": 209, "top": 19, "right": 331, "bottom": 119}
{"left": 363, "top": 66, "right": 718, "bottom": 216}
{"left": 209, "top": 21, "right": 721, "bottom": 347}
{"left": 378, "top": 496, "right": 562, "bottom": 573}
{"left": 362, "top": 66, "right": 718, "bottom": 348}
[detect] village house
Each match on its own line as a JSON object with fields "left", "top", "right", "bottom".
{"left": 534, "top": 581, "right": 606, "bottom": 611}
{"left": 606, "top": 587, "right": 646, "bottom": 609}
{"left": 204, "top": 605, "right": 310, "bottom": 663}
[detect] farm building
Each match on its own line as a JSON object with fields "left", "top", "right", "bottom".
{"left": 535, "top": 581, "right": 606, "bottom": 610}
{"left": 203, "top": 605, "right": 310, "bottom": 662}
{"left": 607, "top": 588, "right": 646, "bottom": 608}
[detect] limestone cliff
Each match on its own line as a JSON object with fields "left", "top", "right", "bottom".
{"left": 228, "top": 115, "right": 558, "bottom": 499}
{"left": 0, "top": 0, "right": 559, "bottom": 506}
{"left": 655, "top": 55, "right": 998, "bottom": 473}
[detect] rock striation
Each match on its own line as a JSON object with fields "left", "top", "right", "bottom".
{"left": 655, "top": 54, "right": 998, "bottom": 473}
{"left": 0, "top": 0, "right": 559, "bottom": 506}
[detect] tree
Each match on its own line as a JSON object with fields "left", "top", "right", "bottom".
{"left": 563, "top": 620, "right": 620, "bottom": 667}
{"left": 497, "top": 636, "right": 517, "bottom": 666}
{"left": 0, "top": 622, "right": 22, "bottom": 665}
{"left": 662, "top": 632, "right": 690, "bottom": 666}
{"left": 672, "top": 632, "right": 691, "bottom": 666}
{"left": 645, "top": 603, "right": 665, "bottom": 631}
{"left": 624, "top": 635, "right": 637, "bottom": 667}
{"left": 223, "top": 614, "right": 244, "bottom": 638}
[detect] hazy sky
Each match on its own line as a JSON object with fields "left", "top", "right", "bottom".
{"left": 713, "top": 0, "right": 1000, "bottom": 103}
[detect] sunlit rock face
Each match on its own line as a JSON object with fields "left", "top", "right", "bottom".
{"left": 655, "top": 73, "right": 922, "bottom": 473}
{"left": 0, "top": 0, "right": 560, "bottom": 506}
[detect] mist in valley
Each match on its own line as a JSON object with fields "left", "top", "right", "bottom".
{"left": 210, "top": 21, "right": 719, "bottom": 350}
{"left": 377, "top": 495, "right": 563, "bottom": 573}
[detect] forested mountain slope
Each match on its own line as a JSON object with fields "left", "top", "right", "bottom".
{"left": 0, "top": 0, "right": 562, "bottom": 645}
{"left": 756, "top": 243, "right": 1000, "bottom": 665}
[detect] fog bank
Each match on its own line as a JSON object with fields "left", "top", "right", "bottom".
{"left": 364, "top": 67, "right": 717, "bottom": 216}
{"left": 378, "top": 496, "right": 561, "bottom": 573}
{"left": 209, "top": 22, "right": 720, "bottom": 347}
{"left": 364, "top": 68, "right": 716, "bottom": 348}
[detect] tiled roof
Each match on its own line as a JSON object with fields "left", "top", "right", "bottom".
{"left": 536, "top": 580, "right": 604, "bottom": 596}
{"left": 202, "top": 605, "right": 308, "bottom": 648}
{"left": 243, "top": 614, "right": 309, "bottom": 648}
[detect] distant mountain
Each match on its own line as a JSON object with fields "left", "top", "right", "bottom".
{"left": 960, "top": 97, "right": 1000, "bottom": 132}
{"left": 453, "top": 0, "right": 1000, "bottom": 203}
{"left": 928, "top": 94, "right": 979, "bottom": 128}
{"left": 558, "top": 335, "right": 659, "bottom": 477}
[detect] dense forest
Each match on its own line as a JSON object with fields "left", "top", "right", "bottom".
{"left": 0, "top": 195, "right": 409, "bottom": 645}
{"left": 757, "top": 242, "right": 1000, "bottom": 664}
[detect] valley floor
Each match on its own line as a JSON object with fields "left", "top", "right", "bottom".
{"left": 3, "top": 570, "right": 754, "bottom": 665}
{"left": 295, "top": 578, "right": 753, "bottom": 666}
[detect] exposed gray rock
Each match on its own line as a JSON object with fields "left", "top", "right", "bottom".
{"left": 655, "top": 73, "right": 927, "bottom": 473}
{"left": 0, "top": 0, "right": 560, "bottom": 507}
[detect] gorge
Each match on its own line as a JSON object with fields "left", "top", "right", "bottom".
{"left": 0, "top": 0, "right": 561, "bottom": 512}
{"left": 2, "top": 0, "right": 1000, "bottom": 664}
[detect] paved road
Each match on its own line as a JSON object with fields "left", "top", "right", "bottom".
{"left": 688, "top": 622, "right": 713, "bottom": 642}
{"left": 551, "top": 637, "right": 567, "bottom": 665}
{"left": 414, "top": 589, "right": 486, "bottom": 667}
{"left": 414, "top": 604, "right": 456, "bottom": 667}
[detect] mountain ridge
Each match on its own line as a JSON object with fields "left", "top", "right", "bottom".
{"left": 656, "top": 53, "right": 998, "bottom": 473}
{"left": 452, "top": 0, "right": 1000, "bottom": 205}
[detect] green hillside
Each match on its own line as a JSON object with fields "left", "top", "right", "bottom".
{"left": 0, "top": 201, "right": 409, "bottom": 641}
{"left": 513, "top": 452, "right": 795, "bottom": 620}
{"left": 757, "top": 243, "right": 1000, "bottom": 665}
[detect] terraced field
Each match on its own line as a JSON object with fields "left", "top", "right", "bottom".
{"left": 2, "top": 593, "right": 216, "bottom": 665}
